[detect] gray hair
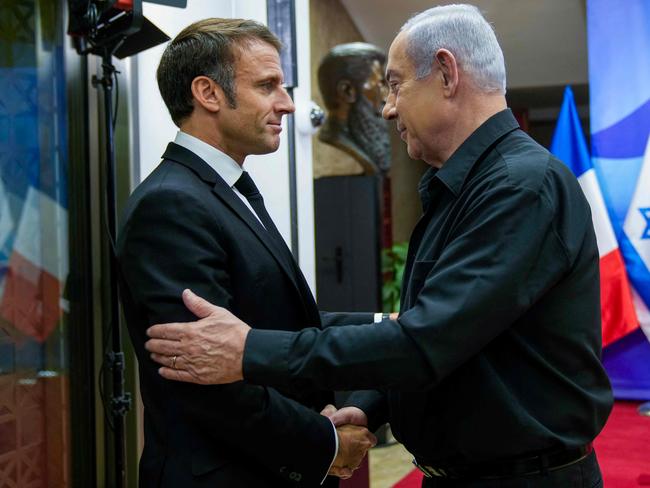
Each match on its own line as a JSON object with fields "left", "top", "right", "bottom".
{"left": 400, "top": 4, "right": 506, "bottom": 94}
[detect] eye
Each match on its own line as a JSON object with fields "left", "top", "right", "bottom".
{"left": 389, "top": 82, "right": 399, "bottom": 95}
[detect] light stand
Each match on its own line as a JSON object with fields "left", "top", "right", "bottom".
{"left": 92, "top": 43, "right": 131, "bottom": 487}
{"left": 67, "top": 1, "right": 175, "bottom": 485}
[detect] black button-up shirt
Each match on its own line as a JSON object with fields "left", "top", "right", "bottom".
{"left": 245, "top": 109, "right": 613, "bottom": 464}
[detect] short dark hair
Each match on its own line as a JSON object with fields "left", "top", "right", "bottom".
{"left": 317, "top": 42, "right": 386, "bottom": 110}
{"left": 157, "top": 18, "right": 282, "bottom": 127}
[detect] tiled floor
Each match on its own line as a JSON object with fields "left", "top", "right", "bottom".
{"left": 369, "top": 443, "right": 414, "bottom": 488}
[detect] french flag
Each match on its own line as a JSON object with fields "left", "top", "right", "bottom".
{"left": 0, "top": 185, "right": 68, "bottom": 342}
{"left": 550, "top": 86, "right": 638, "bottom": 346}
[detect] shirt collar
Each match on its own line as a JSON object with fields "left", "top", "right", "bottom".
{"left": 428, "top": 109, "right": 520, "bottom": 197}
{"left": 173, "top": 131, "right": 243, "bottom": 187}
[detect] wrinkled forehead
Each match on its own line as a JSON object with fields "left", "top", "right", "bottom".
{"left": 234, "top": 39, "right": 283, "bottom": 75}
{"left": 386, "top": 31, "right": 412, "bottom": 76}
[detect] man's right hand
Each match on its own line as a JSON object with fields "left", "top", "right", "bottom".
{"left": 329, "top": 424, "right": 377, "bottom": 479}
{"left": 327, "top": 406, "right": 368, "bottom": 427}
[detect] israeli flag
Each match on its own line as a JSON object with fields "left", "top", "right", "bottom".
{"left": 588, "top": 0, "right": 650, "bottom": 398}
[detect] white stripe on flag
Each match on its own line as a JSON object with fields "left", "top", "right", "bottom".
{"left": 577, "top": 168, "right": 618, "bottom": 256}
{"left": 623, "top": 136, "right": 650, "bottom": 270}
{"left": 13, "top": 186, "right": 68, "bottom": 281}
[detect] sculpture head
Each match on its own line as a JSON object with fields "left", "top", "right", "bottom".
{"left": 317, "top": 42, "right": 390, "bottom": 173}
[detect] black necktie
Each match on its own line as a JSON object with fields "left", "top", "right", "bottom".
{"left": 235, "top": 172, "right": 316, "bottom": 316}
{"left": 234, "top": 171, "right": 290, "bottom": 252}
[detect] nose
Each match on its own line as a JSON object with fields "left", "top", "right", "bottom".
{"left": 382, "top": 94, "right": 396, "bottom": 120}
{"left": 278, "top": 87, "right": 296, "bottom": 115}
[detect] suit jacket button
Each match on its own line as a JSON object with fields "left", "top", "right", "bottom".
{"left": 289, "top": 471, "right": 302, "bottom": 481}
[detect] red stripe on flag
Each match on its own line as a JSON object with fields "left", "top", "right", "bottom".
{"left": 600, "top": 250, "right": 638, "bottom": 346}
{"left": 0, "top": 251, "right": 62, "bottom": 342}
{"left": 393, "top": 468, "right": 423, "bottom": 488}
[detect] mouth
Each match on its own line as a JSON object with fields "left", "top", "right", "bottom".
{"left": 267, "top": 122, "right": 283, "bottom": 133}
{"left": 397, "top": 125, "right": 407, "bottom": 140}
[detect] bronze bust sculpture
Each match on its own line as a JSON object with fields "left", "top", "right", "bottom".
{"left": 317, "top": 42, "right": 390, "bottom": 175}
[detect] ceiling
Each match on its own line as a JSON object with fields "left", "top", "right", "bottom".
{"left": 338, "top": 0, "right": 589, "bottom": 91}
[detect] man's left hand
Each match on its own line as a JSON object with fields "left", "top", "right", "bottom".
{"left": 145, "top": 289, "right": 251, "bottom": 384}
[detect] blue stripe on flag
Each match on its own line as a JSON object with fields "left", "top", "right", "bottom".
{"left": 550, "top": 86, "right": 592, "bottom": 178}
{"left": 592, "top": 99, "right": 650, "bottom": 158}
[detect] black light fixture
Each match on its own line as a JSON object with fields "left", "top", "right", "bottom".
{"left": 67, "top": 0, "right": 185, "bottom": 57}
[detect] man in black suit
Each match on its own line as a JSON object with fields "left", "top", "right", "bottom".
{"left": 117, "top": 18, "right": 375, "bottom": 488}
{"left": 145, "top": 5, "right": 613, "bottom": 488}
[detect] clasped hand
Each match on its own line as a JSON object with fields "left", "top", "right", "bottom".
{"left": 321, "top": 405, "right": 376, "bottom": 479}
{"left": 145, "top": 290, "right": 377, "bottom": 479}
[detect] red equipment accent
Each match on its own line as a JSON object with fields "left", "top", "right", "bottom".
{"left": 114, "top": 0, "right": 134, "bottom": 11}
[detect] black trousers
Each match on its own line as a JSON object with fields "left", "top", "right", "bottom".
{"left": 422, "top": 451, "right": 603, "bottom": 488}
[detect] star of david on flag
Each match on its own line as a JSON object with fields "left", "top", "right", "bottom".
{"left": 640, "top": 208, "right": 650, "bottom": 240}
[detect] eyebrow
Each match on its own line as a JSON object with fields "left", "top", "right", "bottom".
{"left": 256, "top": 73, "right": 283, "bottom": 84}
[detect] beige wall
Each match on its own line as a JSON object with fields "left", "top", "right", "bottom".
{"left": 310, "top": 0, "right": 428, "bottom": 242}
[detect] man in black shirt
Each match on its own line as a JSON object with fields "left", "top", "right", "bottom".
{"left": 145, "top": 4, "right": 613, "bottom": 486}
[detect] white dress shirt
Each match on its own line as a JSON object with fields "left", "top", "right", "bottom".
{"left": 173, "top": 130, "right": 339, "bottom": 482}
{"left": 173, "top": 131, "right": 265, "bottom": 227}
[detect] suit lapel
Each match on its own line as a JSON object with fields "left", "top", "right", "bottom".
{"left": 161, "top": 143, "right": 318, "bottom": 321}
{"left": 211, "top": 179, "right": 321, "bottom": 325}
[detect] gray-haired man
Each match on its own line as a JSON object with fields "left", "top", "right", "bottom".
{"left": 146, "top": 5, "right": 613, "bottom": 487}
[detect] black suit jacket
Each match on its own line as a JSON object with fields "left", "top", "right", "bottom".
{"left": 117, "top": 143, "right": 366, "bottom": 487}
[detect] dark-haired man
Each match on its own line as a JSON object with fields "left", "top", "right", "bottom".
{"left": 116, "top": 18, "right": 375, "bottom": 488}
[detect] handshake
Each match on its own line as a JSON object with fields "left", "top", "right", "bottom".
{"left": 321, "top": 405, "right": 377, "bottom": 479}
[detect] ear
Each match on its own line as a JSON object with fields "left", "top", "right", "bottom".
{"left": 190, "top": 76, "right": 222, "bottom": 114}
{"left": 434, "top": 49, "right": 459, "bottom": 97}
{"left": 335, "top": 79, "right": 358, "bottom": 104}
